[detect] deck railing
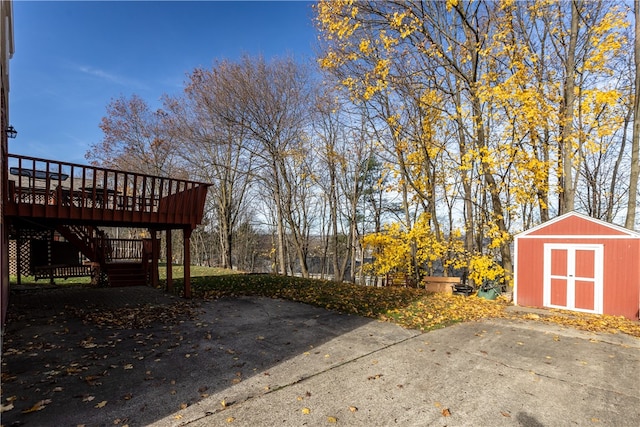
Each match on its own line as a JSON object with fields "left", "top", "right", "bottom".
{"left": 107, "top": 238, "right": 144, "bottom": 261}
{"left": 5, "top": 154, "right": 210, "bottom": 227}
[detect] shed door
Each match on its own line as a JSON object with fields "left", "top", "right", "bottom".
{"left": 543, "top": 244, "right": 603, "bottom": 314}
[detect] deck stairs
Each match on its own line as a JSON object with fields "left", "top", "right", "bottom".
{"left": 55, "top": 224, "right": 146, "bottom": 287}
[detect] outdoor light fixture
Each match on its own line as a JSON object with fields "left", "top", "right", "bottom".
{"left": 5, "top": 125, "right": 17, "bottom": 139}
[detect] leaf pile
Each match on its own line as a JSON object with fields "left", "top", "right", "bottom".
{"left": 168, "top": 273, "right": 640, "bottom": 337}
{"left": 383, "top": 293, "right": 509, "bottom": 331}
{"left": 176, "top": 274, "right": 426, "bottom": 318}
{"left": 67, "top": 301, "right": 197, "bottom": 329}
{"left": 538, "top": 310, "right": 640, "bottom": 337}
{"left": 171, "top": 275, "right": 507, "bottom": 330}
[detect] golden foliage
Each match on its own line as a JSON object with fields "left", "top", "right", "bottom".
{"left": 315, "top": 0, "right": 632, "bottom": 245}
{"left": 383, "top": 293, "right": 509, "bottom": 331}
{"left": 362, "top": 213, "right": 507, "bottom": 287}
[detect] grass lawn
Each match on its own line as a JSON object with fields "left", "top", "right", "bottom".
{"left": 11, "top": 265, "right": 640, "bottom": 338}
{"left": 9, "top": 263, "right": 235, "bottom": 286}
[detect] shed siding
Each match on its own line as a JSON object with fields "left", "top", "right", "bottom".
{"left": 515, "top": 213, "right": 640, "bottom": 320}
{"left": 602, "top": 239, "right": 640, "bottom": 319}
{"left": 515, "top": 239, "right": 544, "bottom": 307}
{"left": 516, "top": 236, "right": 640, "bottom": 320}
{"left": 527, "top": 215, "right": 629, "bottom": 236}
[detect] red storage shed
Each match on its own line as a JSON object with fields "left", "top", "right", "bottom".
{"left": 514, "top": 212, "right": 640, "bottom": 320}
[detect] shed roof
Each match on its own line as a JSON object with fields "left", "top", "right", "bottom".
{"left": 515, "top": 211, "right": 640, "bottom": 239}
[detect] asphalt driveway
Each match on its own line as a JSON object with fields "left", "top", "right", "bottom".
{"left": 1, "top": 286, "right": 638, "bottom": 426}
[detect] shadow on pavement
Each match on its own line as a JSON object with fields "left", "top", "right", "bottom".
{"left": 1, "top": 286, "right": 395, "bottom": 426}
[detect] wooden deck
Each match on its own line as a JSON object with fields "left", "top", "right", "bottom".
{"left": 5, "top": 154, "right": 210, "bottom": 229}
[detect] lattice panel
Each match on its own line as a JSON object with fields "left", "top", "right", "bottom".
{"left": 13, "top": 228, "right": 50, "bottom": 277}
{"left": 8, "top": 239, "right": 17, "bottom": 275}
{"left": 18, "top": 237, "right": 31, "bottom": 276}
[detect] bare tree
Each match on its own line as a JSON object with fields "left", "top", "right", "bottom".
{"left": 162, "top": 66, "right": 255, "bottom": 269}
{"left": 627, "top": 0, "right": 640, "bottom": 229}
{"left": 213, "top": 56, "right": 316, "bottom": 276}
{"left": 88, "top": 95, "right": 179, "bottom": 177}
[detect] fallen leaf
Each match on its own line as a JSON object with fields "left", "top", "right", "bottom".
{"left": 0, "top": 403, "right": 14, "bottom": 413}
{"left": 301, "top": 407, "right": 311, "bottom": 414}
{"left": 442, "top": 408, "right": 451, "bottom": 417}
{"left": 226, "top": 417, "right": 235, "bottom": 423}
{"left": 67, "top": 303, "right": 195, "bottom": 329}
{"left": 83, "top": 395, "right": 95, "bottom": 402}
{"left": 53, "top": 386, "right": 64, "bottom": 392}
{"left": 180, "top": 403, "right": 188, "bottom": 410}
{"left": 501, "top": 411, "right": 511, "bottom": 417}
{"left": 349, "top": 406, "right": 358, "bottom": 412}
{"left": 123, "top": 364, "right": 133, "bottom": 370}
{"left": 95, "top": 400, "right": 107, "bottom": 408}
{"left": 22, "top": 399, "right": 52, "bottom": 413}
{"left": 81, "top": 339, "right": 97, "bottom": 349}
{"left": 327, "top": 416, "right": 338, "bottom": 423}
{"left": 84, "top": 374, "right": 103, "bottom": 385}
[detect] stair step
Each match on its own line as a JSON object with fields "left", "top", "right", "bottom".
{"left": 106, "top": 263, "right": 147, "bottom": 287}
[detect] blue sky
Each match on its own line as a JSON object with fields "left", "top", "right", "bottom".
{"left": 9, "top": 0, "right": 317, "bottom": 165}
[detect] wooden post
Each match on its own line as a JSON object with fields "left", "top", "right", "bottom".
{"left": 150, "top": 229, "right": 159, "bottom": 288}
{"left": 166, "top": 229, "right": 173, "bottom": 292}
{"left": 48, "top": 230, "right": 54, "bottom": 285}
{"left": 183, "top": 227, "right": 192, "bottom": 298}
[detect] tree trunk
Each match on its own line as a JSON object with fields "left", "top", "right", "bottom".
{"left": 471, "top": 92, "right": 514, "bottom": 280}
{"left": 559, "top": 0, "right": 579, "bottom": 214}
{"left": 626, "top": 0, "right": 640, "bottom": 229}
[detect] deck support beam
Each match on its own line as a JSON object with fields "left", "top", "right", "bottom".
{"left": 183, "top": 227, "right": 192, "bottom": 298}
{"left": 166, "top": 229, "right": 173, "bottom": 292}
{"left": 150, "top": 229, "right": 159, "bottom": 288}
